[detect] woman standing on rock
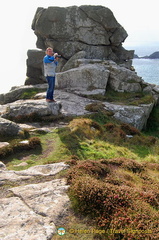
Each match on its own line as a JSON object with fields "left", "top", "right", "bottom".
{"left": 43, "top": 47, "right": 60, "bottom": 102}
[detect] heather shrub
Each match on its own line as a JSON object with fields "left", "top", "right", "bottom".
{"left": 120, "top": 123, "right": 141, "bottom": 135}
{"left": 104, "top": 122, "right": 116, "bottom": 131}
{"left": 130, "top": 134, "right": 157, "bottom": 147}
{"left": 101, "top": 158, "right": 124, "bottom": 166}
{"left": 67, "top": 160, "right": 110, "bottom": 183}
{"left": 85, "top": 102, "right": 106, "bottom": 112}
{"left": 68, "top": 118, "right": 103, "bottom": 139}
{"left": 104, "top": 123, "right": 126, "bottom": 141}
{"left": 139, "top": 190, "right": 159, "bottom": 209}
{"left": 109, "top": 201, "right": 158, "bottom": 239}
{"left": 68, "top": 158, "right": 159, "bottom": 239}
{"left": 0, "top": 137, "right": 41, "bottom": 160}
{"left": 28, "top": 137, "right": 41, "bottom": 148}
{"left": 0, "top": 145, "right": 13, "bottom": 158}
{"left": 69, "top": 176, "right": 134, "bottom": 225}
{"left": 121, "top": 158, "right": 145, "bottom": 173}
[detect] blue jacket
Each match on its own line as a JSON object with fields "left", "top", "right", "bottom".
{"left": 43, "top": 55, "right": 58, "bottom": 77}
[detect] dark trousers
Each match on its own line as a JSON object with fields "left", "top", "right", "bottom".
{"left": 46, "top": 76, "right": 55, "bottom": 100}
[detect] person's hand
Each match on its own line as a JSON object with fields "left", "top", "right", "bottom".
{"left": 54, "top": 53, "right": 58, "bottom": 58}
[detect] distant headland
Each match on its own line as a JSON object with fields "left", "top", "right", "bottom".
{"left": 134, "top": 51, "right": 159, "bottom": 59}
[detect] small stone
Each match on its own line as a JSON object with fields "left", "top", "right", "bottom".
{"left": 19, "top": 140, "right": 29, "bottom": 144}
{"left": 126, "top": 135, "right": 133, "bottom": 138}
{"left": 0, "top": 161, "right": 6, "bottom": 170}
{"left": 0, "top": 142, "right": 9, "bottom": 148}
{"left": 14, "top": 162, "right": 28, "bottom": 167}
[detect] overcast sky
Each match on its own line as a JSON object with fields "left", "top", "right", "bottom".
{"left": 0, "top": 0, "right": 158, "bottom": 93}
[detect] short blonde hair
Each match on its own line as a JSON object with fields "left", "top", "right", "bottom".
{"left": 46, "top": 47, "right": 53, "bottom": 54}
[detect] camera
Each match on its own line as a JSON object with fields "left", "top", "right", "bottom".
{"left": 55, "top": 54, "right": 62, "bottom": 58}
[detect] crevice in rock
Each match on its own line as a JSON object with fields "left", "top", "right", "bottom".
{"left": 79, "top": 6, "right": 113, "bottom": 33}
{"left": 10, "top": 190, "right": 48, "bottom": 218}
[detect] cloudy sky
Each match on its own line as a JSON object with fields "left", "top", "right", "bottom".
{"left": 0, "top": 0, "right": 158, "bottom": 93}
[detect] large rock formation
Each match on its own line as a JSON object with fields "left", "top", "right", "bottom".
{"left": 57, "top": 63, "right": 110, "bottom": 95}
{"left": 32, "top": 5, "right": 133, "bottom": 62}
{"left": 56, "top": 59, "right": 144, "bottom": 94}
{"left": 0, "top": 5, "right": 157, "bottom": 131}
{"left": 25, "top": 5, "right": 134, "bottom": 85}
{"left": 25, "top": 50, "right": 46, "bottom": 85}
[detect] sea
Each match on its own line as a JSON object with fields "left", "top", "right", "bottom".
{"left": 133, "top": 58, "right": 159, "bottom": 85}
{"left": 126, "top": 44, "right": 159, "bottom": 86}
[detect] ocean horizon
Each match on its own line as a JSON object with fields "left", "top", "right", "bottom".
{"left": 126, "top": 43, "right": 159, "bottom": 86}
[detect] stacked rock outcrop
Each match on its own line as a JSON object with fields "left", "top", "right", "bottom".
{"left": 26, "top": 5, "right": 134, "bottom": 85}
{"left": 32, "top": 5, "right": 133, "bottom": 61}
{"left": 0, "top": 5, "right": 158, "bottom": 132}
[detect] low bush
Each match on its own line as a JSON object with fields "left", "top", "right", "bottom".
{"left": 68, "top": 118, "right": 103, "bottom": 139}
{"left": 28, "top": 137, "right": 41, "bottom": 148}
{"left": 130, "top": 135, "right": 157, "bottom": 147}
{"left": 67, "top": 160, "right": 110, "bottom": 184}
{"left": 68, "top": 158, "right": 159, "bottom": 239}
{"left": 0, "top": 137, "right": 41, "bottom": 160}
{"left": 120, "top": 123, "right": 141, "bottom": 135}
{"left": 121, "top": 158, "right": 145, "bottom": 173}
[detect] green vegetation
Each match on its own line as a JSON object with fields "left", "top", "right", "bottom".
{"left": 0, "top": 137, "right": 41, "bottom": 165}
{"left": 83, "top": 89, "right": 154, "bottom": 106}
{"left": 19, "top": 88, "right": 45, "bottom": 99}
{"left": 67, "top": 159, "right": 159, "bottom": 239}
{"left": 146, "top": 104, "right": 159, "bottom": 136}
{"left": 1, "top": 108, "right": 159, "bottom": 239}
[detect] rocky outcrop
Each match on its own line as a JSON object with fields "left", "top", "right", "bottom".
{"left": 1, "top": 99, "right": 61, "bottom": 120}
{"left": 25, "top": 5, "right": 134, "bottom": 85}
{"left": 0, "top": 162, "right": 70, "bottom": 240}
{"left": 0, "top": 84, "right": 48, "bottom": 105}
{"left": 0, "top": 117, "right": 21, "bottom": 136}
{"left": 0, "top": 90, "right": 95, "bottom": 119}
{"left": 0, "top": 88, "right": 156, "bottom": 130}
{"left": 148, "top": 51, "right": 159, "bottom": 59}
{"left": 134, "top": 51, "right": 159, "bottom": 59}
{"left": 56, "top": 59, "right": 144, "bottom": 94}
{"left": 26, "top": 49, "right": 46, "bottom": 85}
{"left": 107, "top": 62, "right": 143, "bottom": 92}
{"left": 32, "top": 5, "right": 133, "bottom": 62}
{"left": 103, "top": 102, "right": 154, "bottom": 130}
{"left": 0, "top": 5, "right": 157, "bottom": 131}
{"left": 0, "top": 162, "right": 69, "bottom": 183}
{"left": 57, "top": 63, "right": 110, "bottom": 95}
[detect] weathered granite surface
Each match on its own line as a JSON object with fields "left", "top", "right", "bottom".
{"left": 0, "top": 117, "right": 21, "bottom": 136}
{"left": 25, "top": 5, "right": 134, "bottom": 85}
{"left": 32, "top": 5, "right": 132, "bottom": 61}
{"left": 0, "top": 162, "right": 70, "bottom": 240}
{"left": 0, "top": 87, "right": 157, "bottom": 130}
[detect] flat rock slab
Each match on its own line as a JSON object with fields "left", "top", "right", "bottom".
{"left": 0, "top": 162, "right": 70, "bottom": 240}
{"left": 0, "top": 162, "right": 69, "bottom": 184}
{"left": 10, "top": 179, "right": 70, "bottom": 222}
{"left": 1, "top": 99, "right": 61, "bottom": 119}
{"left": 55, "top": 90, "right": 94, "bottom": 116}
{"left": 0, "top": 196, "right": 55, "bottom": 240}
